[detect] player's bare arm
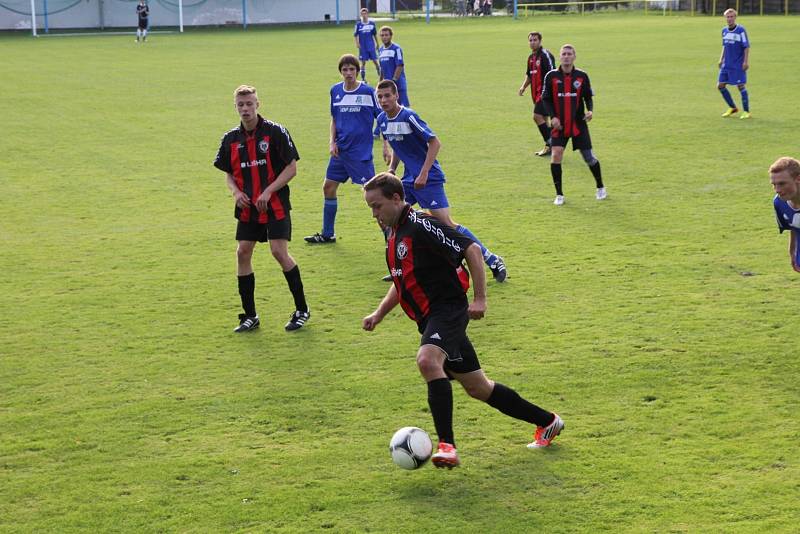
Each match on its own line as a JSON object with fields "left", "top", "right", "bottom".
{"left": 415, "top": 137, "right": 441, "bottom": 190}
{"left": 463, "top": 243, "right": 487, "bottom": 320}
{"left": 387, "top": 144, "right": 399, "bottom": 172}
{"left": 256, "top": 159, "right": 297, "bottom": 212}
{"left": 743, "top": 47, "right": 750, "bottom": 70}
{"left": 519, "top": 76, "right": 531, "bottom": 96}
{"left": 226, "top": 173, "right": 251, "bottom": 209}
{"left": 362, "top": 285, "right": 400, "bottom": 330}
{"left": 392, "top": 65, "right": 404, "bottom": 81}
{"left": 329, "top": 118, "right": 339, "bottom": 157}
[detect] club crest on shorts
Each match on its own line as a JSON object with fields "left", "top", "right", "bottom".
{"left": 258, "top": 140, "right": 269, "bottom": 153}
{"left": 396, "top": 241, "right": 408, "bottom": 259}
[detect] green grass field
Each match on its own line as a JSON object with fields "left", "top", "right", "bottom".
{"left": 2, "top": 12, "right": 799, "bottom": 532}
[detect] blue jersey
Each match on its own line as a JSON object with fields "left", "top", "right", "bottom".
{"left": 331, "top": 81, "right": 379, "bottom": 161}
{"left": 379, "top": 43, "right": 407, "bottom": 90}
{"left": 774, "top": 195, "right": 800, "bottom": 270}
{"left": 721, "top": 25, "right": 749, "bottom": 70}
{"left": 377, "top": 107, "right": 444, "bottom": 184}
{"left": 354, "top": 20, "right": 377, "bottom": 52}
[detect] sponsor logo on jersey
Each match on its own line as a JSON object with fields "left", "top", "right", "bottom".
{"left": 557, "top": 92, "right": 578, "bottom": 97}
{"left": 241, "top": 159, "right": 267, "bottom": 168}
{"left": 390, "top": 267, "right": 403, "bottom": 277}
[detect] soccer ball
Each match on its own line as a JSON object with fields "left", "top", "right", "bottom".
{"left": 389, "top": 426, "right": 432, "bottom": 470}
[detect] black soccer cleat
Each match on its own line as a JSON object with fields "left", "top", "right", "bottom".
{"left": 234, "top": 314, "right": 260, "bottom": 333}
{"left": 489, "top": 256, "right": 507, "bottom": 283}
{"left": 304, "top": 233, "right": 336, "bottom": 244}
{"left": 285, "top": 310, "right": 310, "bottom": 331}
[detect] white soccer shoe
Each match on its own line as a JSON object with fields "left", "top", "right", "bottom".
{"left": 553, "top": 195, "right": 565, "bottom": 206}
{"left": 596, "top": 187, "right": 607, "bottom": 200}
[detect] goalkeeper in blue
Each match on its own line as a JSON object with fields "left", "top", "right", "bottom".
{"left": 305, "top": 54, "right": 381, "bottom": 244}
{"left": 375, "top": 79, "right": 507, "bottom": 283}
{"left": 718, "top": 8, "right": 751, "bottom": 119}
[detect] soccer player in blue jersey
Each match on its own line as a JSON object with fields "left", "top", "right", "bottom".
{"left": 718, "top": 8, "right": 751, "bottom": 119}
{"left": 375, "top": 80, "right": 507, "bottom": 282}
{"left": 769, "top": 157, "right": 800, "bottom": 273}
{"left": 378, "top": 26, "right": 410, "bottom": 107}
{"left": 305, "top": 54, "right": 380, "bottom": 244}
{"left": 354, "top": 8, "right": 380, "bottom": 82}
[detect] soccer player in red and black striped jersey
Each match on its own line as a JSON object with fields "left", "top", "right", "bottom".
{"left": 214, "top": 85, "right": 310, "bottom": 333}
{"left": 541, "top": 44, "right": 606, "bottom": 205}
{"left": 518, "top": 31, "right": 556, "bottom": 157}
{"left": 362, "top": 173, "right": 564, "bottom": 468}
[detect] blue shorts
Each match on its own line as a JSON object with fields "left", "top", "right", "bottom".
{"left": 326, "top": 156, "right": 375, "bottom": 185}
{"left": 403, "top": 181, "right": 449, "bottom": 210}
{"left": 718, "top": 68, "right": 746, "bottom": 85}
{"left": 398, "top": 88, "right": 410, "bottom": 107}
{"left": 359, "top": 47, "right": 378, "bottom": 61}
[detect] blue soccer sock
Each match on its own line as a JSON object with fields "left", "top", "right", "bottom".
{"left": 739, "top": 87, "right": 749, "bottom": 112}
{"left": 456, "top": 225, "right": 496, "bottom": 266}
{"left": 322, "top": 198, "right": 338, "bottom": 237}
{"left": 719, "top": 87, "right": 736, "bottom": 109}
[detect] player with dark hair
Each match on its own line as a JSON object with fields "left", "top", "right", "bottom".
{"left": 354, "top": 8, "right": 380, "bottom": 82}
{"left": 518, "top": 31, "right": 556, "bottom": 157}
{"left": 214, "top": 85, "right": 310, "bottom": 333}
{"left": 718, "top": 8, "right": 751, "bottom": 119}
{"left": 135, "top": 0, "right": 149, "bottom": 43}
{"left": 769, "top": 157, "right": 800, "bottom": 273}
{"left": 541, "top": 44, "right": 606, "bottom": 205}
{"left": 362, "top": 172, "right": 564, "bottom": 468}
{"left": 375, "top": 79, "right": 507, "bottom": 282}
{"left": 378, "top": 26, "right": 410, "bottom": 107}
{"left": 305, "top": 54, "right": 380, "bottom": 244}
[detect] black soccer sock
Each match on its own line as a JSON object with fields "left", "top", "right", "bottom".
{"left": 282, "top": 265, "right": 308, "bottom": 313}
{"left": 589, "top": 160, "right": 604, "bottom": 188}
{"left": 237, "top": 273, "right": 256, "bottom": 318}
{"left": 427, "top": 378, "right": 455, "bottom": 446}
{"left": 537, "top": 122, "right": 552, "bottom": 146}
{"left": 550, "top": 163, "right": 563, "bottom": 196}
{"left": 486, "top": 383, "right": 554, "bottom": 428}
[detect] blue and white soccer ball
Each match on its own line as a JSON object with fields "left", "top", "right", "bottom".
{"left": 389, "top": 426, "right": 432, "bottom": 470}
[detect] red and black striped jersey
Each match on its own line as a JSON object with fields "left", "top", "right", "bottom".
{"left": 526, "top": 48, "right": 555, "bottom": 103}
{"left": 214, "top": 115, "right": 300, "bottom": 223}
{"left": 387, "top": 205, "right": 473, "bottom": 323}
{"left": 541, "top": 67, "right": 594, "bottom": 137}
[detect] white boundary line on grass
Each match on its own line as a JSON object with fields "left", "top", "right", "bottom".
{"left": 39, "top": 30, "right": 176, "bottom": 38}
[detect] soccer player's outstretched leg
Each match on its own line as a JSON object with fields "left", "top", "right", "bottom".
{"left": 214, "top": 85, "right": 310, "bottom": 332}
{"left": 541, "top": 45, "right": 606, "bottom": 204}
{"left": 717, "top": 9, "right": 751, "bottom": 119}
{"left": 362, "top": 174, "right": 563, "bottom": 468}
{"left": 306, "top": 54, "right": 380, "bottom": 245}
{"left": 375, "top": 79, "right": 507, "bottom": 282}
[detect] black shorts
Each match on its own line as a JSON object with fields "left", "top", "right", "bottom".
{"left": 138, "top": 20, "right": 148, "bottom": 30}
{"left": 417, "top": 305, "right": 482, "bottom": 375}
{"left": 533, "top": 100, "right": 547, "bottom": 116}
{"left": 551, "top": 123, "right": 592, "bottom": 151}
{"left": 235, "top": 214, "right": 292, "bottom": 242}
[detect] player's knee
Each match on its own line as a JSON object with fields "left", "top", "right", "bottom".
{"left": 236, "top": 243, "right": 255, "bottom": 260}
{"left": 323, "top": 181, "right": 338, "bottom": 198}
{"left": 717, "top": 83, "right": 726, "bottom": 90}
{"left": 463, "top": 381, "right": 492, "bottom": 401}
{"left": 416, "top": 350, "right": 441, "bottom": 376}
{"left": 580, "top": 149, "right": 597, "bottom": 166}
{"left": 737, "top": 84, "right": 746, "bottom": 91}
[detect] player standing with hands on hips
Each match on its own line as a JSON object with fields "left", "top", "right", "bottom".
{"left": 214, "top": 85, "right": 311, "bottom": 333}
{"left": 541, "top": 44, "right": 606, "bottom": 205}
{"left": 362, "top": 173, "right": 564, "bottom": 469}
